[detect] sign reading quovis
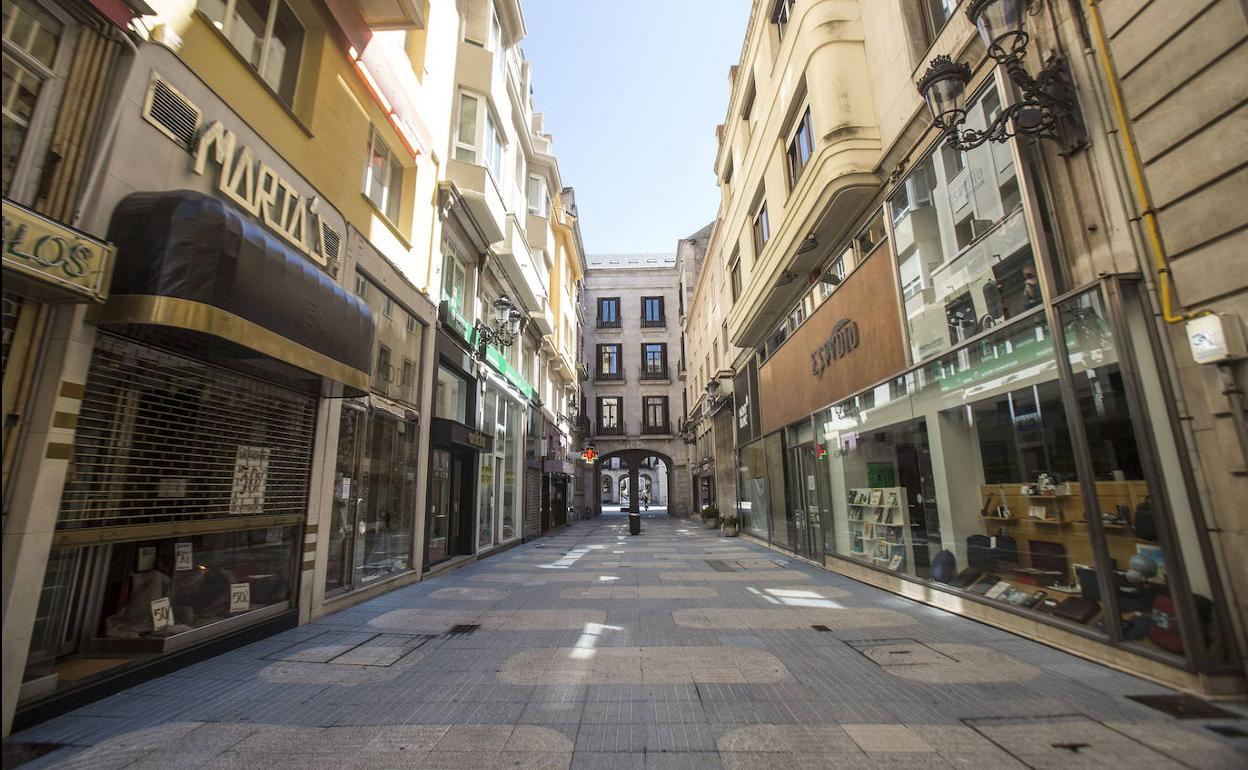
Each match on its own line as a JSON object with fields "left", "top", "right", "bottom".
{"left": 192, "top": 120, "right": 341, "bottom": 271}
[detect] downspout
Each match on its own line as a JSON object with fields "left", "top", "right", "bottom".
{"left": 1083, "top": 0, "right": 1208, "bottom": 324}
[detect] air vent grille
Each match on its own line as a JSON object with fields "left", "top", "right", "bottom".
{"left": 321, "top": 222, "right": 342, "bottom": 264}
{"left": 143, "top": 74, "right": 202, "bottom": 149}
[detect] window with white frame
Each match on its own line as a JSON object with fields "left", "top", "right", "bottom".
{"left": 486, "top": 2, "right": 502, "bottom": 52}
{"left": 454, "top": 92, "right": 503, "bottom": 181}
{"left": 752, "top": 198, "right": 769, "bottom": 257}
{"left": 3, "top": 0, "right": 72, "bottom": 198}
{"left": 364, "top": 126, "right": 403, "bottom": 222}
{"left": 442, "top": 250, "right": 468, "bottom": 314}
{"left": 785, "top": 107, "right": 814, "bottom": 190}
{"left": 198, "top": 0, "right": 304, "bottom": 105}
{"left": 527, "top": 174, "right": 549, "bottom": 217}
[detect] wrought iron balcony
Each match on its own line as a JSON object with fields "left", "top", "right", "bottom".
{"left": 595, "top": 370, "right": 624, "bottom": 382}
{"left": 596, "top": 424, "right": 625, "bottom": 436}
{"left": 639, "top": 366, "right": 669, "bottom": 381}
{"left": 597, "top": 318, "right": 621, "bottom": 329}
{"left": 641, "top": 422, "right": 670, "bottom": 435}
{"left": 640, "top": 317, "right": 666, "bottom": 329}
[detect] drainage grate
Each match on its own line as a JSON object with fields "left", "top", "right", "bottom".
{"left": 446, "top": 624, "right": 481, "bottom": 637}
{"left": 1127, "top": 694, "right": 1240, "bottom": 720}
{"left": 1206, "top": 725, "right": 1248, "bottom": 738}
{"left": 811, "top": 625, "right": 832, "bottom": 632}
{"left": 705, "top": 559, "right": 736, "bottom": 572}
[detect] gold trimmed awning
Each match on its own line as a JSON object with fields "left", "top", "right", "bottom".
{"left": 101, "top": 191, "right": 374, "bottom": 395}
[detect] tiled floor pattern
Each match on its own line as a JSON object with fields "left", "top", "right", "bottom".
{"left": 7, "top": 512, "right": 1247, "bottom": 769}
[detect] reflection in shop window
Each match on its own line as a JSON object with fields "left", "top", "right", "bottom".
{"left": 889, "top": 83, "right": 1038, "bottom": 363}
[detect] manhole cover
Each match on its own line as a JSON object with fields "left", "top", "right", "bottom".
{"left": 966, "top": 715, "right": 1179, "bottom": 766}
{"left": 705, "top": 560, "right": 735, "bottom": 572}
{"left": 1127, "top": 694, "right": 1239, "bottom": 720}
{"left": 846, "top": 638, "right": 955, "bottom": 667}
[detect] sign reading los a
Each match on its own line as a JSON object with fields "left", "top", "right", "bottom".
{"left": 193, "top": 121, "right": 339, "bottom": 269}
{"left": 2, "top": 199, "right": 115, "bottom": 302}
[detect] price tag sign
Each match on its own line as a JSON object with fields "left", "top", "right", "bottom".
{"left": 175, "top": 542, "right": 193, "bottom": 571}
{"left": 150, "top": 597, "right": 172, "bottom": 630}
{"left": 229, "top": 582, "right": 251, "bottom": 613}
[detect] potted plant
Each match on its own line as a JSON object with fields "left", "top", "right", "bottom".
{"left": 701, "top": 505, "right": 720, "bottom": 529}
{"left": 721, "top": 512, "right": 739, "bottom": 537}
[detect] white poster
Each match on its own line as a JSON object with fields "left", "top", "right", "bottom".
{"left": 229, "top": 582, "right": 251, "bottom": 613}
{"left": 265, "top": 527, "right": 283, "bottom": 545}
{"left": 137, "top": 546, "right": 156, "bottom": 572}
{"left": 229, "top": 446, "right": 271, "bottom": 515}
{"left": 150, "top": 597, "right": 172, "bottom": 630}
{"left": 174, "top": 542, "right": 193, "bottom": 571}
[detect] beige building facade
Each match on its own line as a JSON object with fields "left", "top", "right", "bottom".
{"left": 689, "top": 0, "right": 1248, "bottom": 694}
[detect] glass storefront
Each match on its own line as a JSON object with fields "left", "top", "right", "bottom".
{"left": 478, "top": 381, "right": 522, "bottom": 549}
{"left": 737, "top": 440, "right": 770, "bottom": 539}
{"left": 799, "top": 284, "right": 1226, "bottom": 662}
{"left": 326, "top": 403, "right": 419, "bottom": 595}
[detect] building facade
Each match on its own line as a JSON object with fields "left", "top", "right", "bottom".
{"left": 581, "top": 253, "right": 692, "bottom": 516}
{"left": 2, "top": 0, "right": 585, "bottom": 735}
{"left": 688, "top": 0, "right": 1247, "bottom": 694}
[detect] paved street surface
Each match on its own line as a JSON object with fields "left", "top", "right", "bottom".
{"left": 8, "top": 513, "right": 1248, "bottom": 769}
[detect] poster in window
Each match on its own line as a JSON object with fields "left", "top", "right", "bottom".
{"left": 174, "top": 542, "right": 193, "bottom": 571}
{"left": 230, "top": 582, "right": 251, "bottom": 613}
{"left": 150, "top": 597, "right": 172, "bottom": 631}
{"left": 230, "top": 446, "right": 271, "bottom": 515}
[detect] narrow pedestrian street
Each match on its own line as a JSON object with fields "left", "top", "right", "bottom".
{"left": 7, "top": 514, "right": 1246, "bottom": 769}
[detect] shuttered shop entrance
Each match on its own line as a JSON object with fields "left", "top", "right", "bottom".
{"left": 58, "top": 332, "right": 318, "bottom": 530}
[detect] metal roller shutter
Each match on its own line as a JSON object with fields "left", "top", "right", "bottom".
{"left": 58, "top": 333, "right": 318, "bottom": 530}
{"left": 523, "top": 468, "right": 541, "bottom": 539}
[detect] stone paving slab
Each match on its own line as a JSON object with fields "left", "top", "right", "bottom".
{"left": 7, "top": 513, "right": 1247, "bottom": 769}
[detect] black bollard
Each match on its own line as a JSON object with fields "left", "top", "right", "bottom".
{"left": 628, "top": 512, "right": 641, "bottom": 536}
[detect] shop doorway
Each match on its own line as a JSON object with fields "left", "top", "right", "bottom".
{"left": 785, "top": 443, "right": 828, "bottom": 562}
{"left": 425, "top": 448, "right": 474, "bottom": 568}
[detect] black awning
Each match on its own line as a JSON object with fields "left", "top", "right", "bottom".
{"left": 99, "top": 190, "right": 373, "bottom": 394}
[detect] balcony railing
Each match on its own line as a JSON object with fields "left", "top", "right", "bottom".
{"left": 597, "top": 318, "right": 621, "bottom": 329}
{"left": 639, "top": 366, "right": 669, "bottom": 380}
{"left": 595, "top": 370, "right": 624, "bottom": 382}
{"left": 641, "top": 422, "right": 670, "bottom": 435}
{"left": 640, "top": 317, "right": 666, "bottom": 328}
{"left": 596, "top": 424, "right": 625, "bottom": 436}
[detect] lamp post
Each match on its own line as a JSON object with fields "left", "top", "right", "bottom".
{"left": 916, "top": 0, "right": 1087, "bottom": 155}
{"left": 473, "top": 295, "right": 524, "bottom": 360}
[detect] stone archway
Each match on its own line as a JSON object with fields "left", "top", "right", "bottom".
{"left": 593, "top": 449, "right": 676, "bottom": 516}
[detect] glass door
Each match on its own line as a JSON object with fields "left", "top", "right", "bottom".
{"left": 426, "top": 449, "right": 451, "bottom": 565}
{"left": 786, "top": 444, "right": 826, "bottom": 562}
{"left": 327, "top": 405, "right": 366, "bottom": 594}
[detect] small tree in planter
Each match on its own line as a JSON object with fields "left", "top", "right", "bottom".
{"left": 720, "top": 512, "right": 739, "bottom": 537}
{"left": 700, "top": 505, "right": 720, "bottom": 529}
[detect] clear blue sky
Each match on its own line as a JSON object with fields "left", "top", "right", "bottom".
{"left": 519, "top": 0, "right": 752, "bottom": 255}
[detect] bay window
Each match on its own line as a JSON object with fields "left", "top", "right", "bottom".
{"left": 454, "top": 92, "right": 505, "bottom": 182}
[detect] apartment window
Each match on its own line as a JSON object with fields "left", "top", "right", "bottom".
{"left": 354, "top": 272, "right": 368, "bottom": 299}
{"left": 199, "top": 0, "right": 304, "bottom": 105}
{"left": 375, "top": 344, "right": 392, "bottom": 391}
{"left": 596, "top": 343, "right": 621, "bottom": 380}
{"left": 454, "top": 92, "right": 504, "bottom": 181}
{"left": 740, "top": 78, "right": 756, "bottom": 124}
{"left": 643, "top": 396, "right": 669, "bottom": 434}
{"left": 641, "top": 296, "right": 664, "bottom": 327}
{"left": 752, "top": 199, "right": 770, "bottom": 257}
{"left": 383, "top": 295, "right": 394, "bottom": 319}
{"left": 729, "top": 256, "right": 742, "bottom": 302}
{"left": 400, "top": 357, "right": 415, "bottom": 399}
{"left": 406, "top": 312, "right": 417, "bottom": 332}
{"left": 597, "top": 396, "right": 622, "bottom": 434}
{"left": 364, "top": 127, "right": 403, "bottom": 222}
{"left": 527, "top": 174, "right": 549, "bottom": 217}
{"left": 442, "top": 251, "right": 467, "bottom": 313}
{"left": 486, "top": 2, "right": 502, "bottom": 52}
{"left": 641, "top": 343, "right": 667, "bottom": 379}
{"left": 772, "top": 0, "right": 795, "bottom": 39}
{"left": 3, "top": 0, "right": 66, "bottom": 196}
{"left": 597, "top": 297, "right": 620, "bottom": 328}
{"left": 921, "top": 0, "right": 958, "bottom": 42}
{"left": 785, "top": 107, "right": 814, "bottom": 189}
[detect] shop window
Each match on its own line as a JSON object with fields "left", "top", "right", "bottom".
{"left": 888, "top": 82, "right": 1040, "bottom": 363}
{"left": 364, "top": 126, "right": 403, "bottom": 222}
{"left": 435, "top": 366, "right": 467, "bottom": 423}
{"left": 2, "top": 0, "right": 65, "bottom": 197}
{"left": 198, "top": 0, "right": 304, "bottom": 105}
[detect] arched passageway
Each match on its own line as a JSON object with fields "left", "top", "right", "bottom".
{"left": 593, "top": 449, "right": 674, "bottom": 516}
